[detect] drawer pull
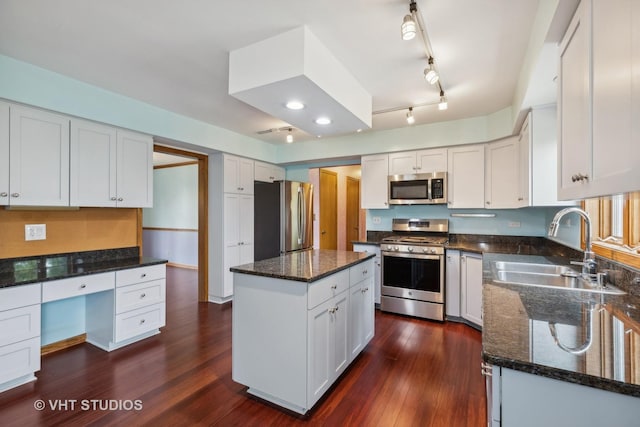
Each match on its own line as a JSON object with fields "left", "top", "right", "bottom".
{"left": 80, "top": 284, "right": 87, "bottom": 289}
{"left": 0, "top": 192, "right": 7, "bottom": 197}
{"left": 140, "top": 319, "right": 146, "bottom": 325}
{"left": 110, "top": 197, "right": 117, "bottom": 201}
{"left": 140, "top": 293, "right": 146, "bottom": 298}
{"left": 11, "top": 193, "right": 19, "bottom": 197}
{"left": 331, "top": 284, "right": 337, "bottom": 290}
{"left": 362, "top": 270, "right": 368, "bottom": 275}
{"left": 141, "top": 273, "right": 147, "bottom": 278}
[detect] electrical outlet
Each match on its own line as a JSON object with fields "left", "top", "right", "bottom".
{"left": 372, "top": 216, "right": 382, "bottom": 225}
{"left": 508, "top": 221, "right": 521, "bottom": 228}
{"left": 25, "top": 224, "right": 46, "bottom": 241}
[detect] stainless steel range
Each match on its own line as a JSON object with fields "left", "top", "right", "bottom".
{"left": 380, "top": 218, "right": 448, "bottom": 321}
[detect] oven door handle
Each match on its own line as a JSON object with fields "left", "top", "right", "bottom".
{"left": 381, "top": 252, "right": 442, "bottom": 261}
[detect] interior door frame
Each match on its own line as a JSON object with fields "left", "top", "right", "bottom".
{"left": 345, "top": 176, "right": 360, "bottom": 251}
{"left": 152, "top": 144, "right": 209, "bottom": 301}
{"left": 319, "top": 169, "right": 338, "bottom": 249}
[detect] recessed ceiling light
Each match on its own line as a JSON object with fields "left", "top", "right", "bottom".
{"left": 285, "top": 101, "right": 305, "bottom": 110}
{"left": 315, "top": 117, "right": 331, "bottom": 125}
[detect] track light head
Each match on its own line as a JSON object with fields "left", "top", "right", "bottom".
{"left": 401, "top": 15, "right": 416, "bottom": 40}
{"left": 424, "top": 57, "right": 439, "bottom": 84}
{"left": 406, "top": 107, "right": 415, "bottom": 124}
{"left": 438, "top": 90, "right": 448, "bottom": 111}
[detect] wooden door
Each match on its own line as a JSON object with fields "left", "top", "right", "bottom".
{"left": 345, "top": 177, "right": 360, "bottom": 251}
{"left": 319, "top": 169, "right": 337, "bottom": 249}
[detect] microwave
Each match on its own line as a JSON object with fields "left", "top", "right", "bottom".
{"left": 388, "top": 172, "right": 447, "bottom": 205}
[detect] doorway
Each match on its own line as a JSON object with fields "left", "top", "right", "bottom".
{"left": 147, "top": 144, "right": 209, "bottom": 302}
{"left": 319, "top": 169, "right": 338, "bottom": 249}
{"left": 312, "top": 165, "right": 363, "bottom": 251}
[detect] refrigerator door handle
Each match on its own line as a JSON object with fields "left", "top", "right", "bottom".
{"left": 297, "top": 187, "right": 303, "bottom": 244}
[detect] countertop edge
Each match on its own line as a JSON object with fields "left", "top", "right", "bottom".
{"left": 482, "top": 353, "right": 640, "bottom": 398}
{"left": 230, "top": 252, "right": 375, "bottom": 283}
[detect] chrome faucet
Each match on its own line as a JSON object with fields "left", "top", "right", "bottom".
{"left": 548, "top": 207, "right": 597, "bottom": 280}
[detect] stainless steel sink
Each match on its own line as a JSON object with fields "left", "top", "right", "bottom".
{"left": 493, "top": 261, "right": 626, "bottom": 295}
{"left": 493, "top": 261, "right": 574, "bottom": 275}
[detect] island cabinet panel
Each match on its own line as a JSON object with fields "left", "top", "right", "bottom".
{"left": 232, "top": 256, "right": 375, "bottom": 415}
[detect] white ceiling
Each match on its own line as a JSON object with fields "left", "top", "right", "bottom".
{"left": 0, "top": 0, "right": 545, "bottom": 145}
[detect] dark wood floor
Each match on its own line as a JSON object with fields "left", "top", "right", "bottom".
{"left": 0, "top": 267, "right": 486, "bottom": 426}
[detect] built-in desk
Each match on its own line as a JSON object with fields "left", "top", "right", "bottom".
{"left": 0, "top": 248, "right": 167, "bottom": 393}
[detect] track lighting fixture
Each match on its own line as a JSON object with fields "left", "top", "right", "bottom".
{"left": 401, "top": 1, "right": 418, "bottom": 40}
{"left": 438, "top": 90, "right": 448, "bottom": 111}
{"left": 406, "top": 107, "right": 415, "bottom": 125}
{"left": 401, "top": 0, "right": 448, "bottom": 112}
{"left": 286, "top": 128, "right": 293, "bottom": 143}
{"left": 423, "top": 57, "right": 439, "bottom": 85}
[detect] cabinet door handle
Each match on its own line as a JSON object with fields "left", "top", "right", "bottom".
{"left": 140, "top": 293, "right": 146, "bottom": 298}
{"left": 139, "top": 319, "right": 146, "bottom": 325}
{"left": 11, "top": 193, "right": 19, "bottom": 197}
{"left": 117, "top": 197, "right": 123, "bottom": 202}
{"left": 110, "top": 197, "right": 117, "bottom": 201}
{"left": 486, "top": 201, "right": 490, "bottom": 205}
{"left": 518, "top": 197, "right": 523, "bottom": 201}
{"left": 0, "top": 192, "right": 7, "bottom": 197}
{"left": 80, "top": 284, "right": 87, "bottom": 289}
{"left": 331, "top": 284, "right": 337, "bottom": 290}
{"left": 141, "top": 273, "right": 147, "bottom": 278}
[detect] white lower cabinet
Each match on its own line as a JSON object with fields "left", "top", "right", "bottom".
{"left": 445, "top": 250, "right": 461, "bottom": 318}
{"left": 352, "top": 244, "right": 381, "bottom": 305}
{"left": 460, "top": 252, "right": 483, "bottom": 327}
{"left": 308, "top": 290, "right": 349, "bottom": 406}
{"left": 87, "top": 264, "right": 166, "bottom": 351}
{"left": 232, "top": 258, "right": 375, "bottom": 414}
{"left": 491, "top": 366, "right": 640, "bottom": 426}
{"left": 0, "top": 283, "right": 41, "bottom": 393}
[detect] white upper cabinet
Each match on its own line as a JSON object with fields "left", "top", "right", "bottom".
{"left": 9, "top": 104, "right": 70, "bottom": 206}
{"left": 518, "top": 115, "right": 531, "bottom": 207}
{"left": 70, "top": 119, "right": 117, "bottom": 207}
{"left": 485, "top": 137, "right": 520, "bottom": 209}
{"left": 254, "top": 160, "right": 285, "bottom": 183}
{"left": 388, "top": 148, "right": 447, "bottom": 175}
{"left": 447, "top": 144, "right": 484, "bottom": 209}
{"left": 558, "top": 0, "right": 640, "bottom": 199}
{"left": 360, "top": 154, "right": 389, "bottom": 209}
{"left": 71, "top": 121, "right": 153, "bottom": 208}
{"left": 223, "top": 154, "right": 254, "bottom": 194}
{"left": 0, "top": 102, "right": 8, "bottom": 206}
{"left": 116, "top": 130, "right": 153, "bottom": 208}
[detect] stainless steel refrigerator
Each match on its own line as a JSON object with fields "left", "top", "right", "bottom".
{"left": 254, "top": 180, "right": 313, "bottom": 261}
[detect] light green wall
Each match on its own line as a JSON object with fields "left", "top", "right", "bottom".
{"left": 143, "top": 165, "right": 198, "bottom": 229}
{"left": 0, "top": 54, "right": 278, "bottom": 162}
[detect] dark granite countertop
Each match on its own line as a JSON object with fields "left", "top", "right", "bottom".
{"left": 0, "top": 247, "right": 167, "bottom": 289}
{"left": 230, "top": 249, "right": 375, "bottom": 283}
{"left": 482, "top": 253, "right": 640, "bottom": 398}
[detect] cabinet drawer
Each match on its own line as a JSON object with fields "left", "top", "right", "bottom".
{"left": 0, "top": 284, "right": 41, "bottom": 312}
{"left": 42, "top": 272, "right": 114, "bottom": 302}
{"left": 350, "top": 259, "right": 374, "bottom": 285}
{"left": 0, "top": 337, "right": 41, "bottom": 385}
{"left": 308, "top": 270, "right": 349, "bottom": 310}
{"left": 115, "top": 279, "right": 165, "bottom": 314}
{"left": 115, "top": 303, "right": 165, "bottom": 342}
{"left": 116, "top": 264, "right": 166, "bottom": 288}
{"left": 0, "top": 305, "right": 40, "bottom": 347}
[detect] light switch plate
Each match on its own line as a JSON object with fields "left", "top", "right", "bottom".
{"left": 508, "top": 221, "right": 521, "bottom": 228}
{"left": 372, "top": 216, "right": 382, "bottom": 225}
{"left": 25, "top": 224, "right": 46, "bottom": 241}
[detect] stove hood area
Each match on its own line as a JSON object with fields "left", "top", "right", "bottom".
{"left": 228, "top": 26, "right": 372, "bottom": 137}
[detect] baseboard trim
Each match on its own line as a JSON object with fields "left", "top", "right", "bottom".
{"left": 167, "top": 262, "right": 198, "bottom": 270}
{"left": 41, "top": 333, "right": 87, "bottom": 356}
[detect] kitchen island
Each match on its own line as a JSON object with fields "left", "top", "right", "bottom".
{"left": 482, "top": 253, "right": 640, "bottom": 426}
{"left": 230, "top": 249, "right": 375, "bottom": 414}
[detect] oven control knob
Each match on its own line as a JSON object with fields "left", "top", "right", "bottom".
{"left": 408, "top": 247, "right": 413, "bottom": 252}
{"left": 430, "top": 249, "right": 436, "bottom": 254}
{"left": 422, "top": 248, "right": 428, "bottom": 253}
{"left": 394, "top": 246, "right": 399, "bottom": 251}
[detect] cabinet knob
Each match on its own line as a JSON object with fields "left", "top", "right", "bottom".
{"left": 140, "top": 293, "right": 146, "bottom": 298}
{"left": 0, "top": 192, "right": 7, "bottom": 197}
{"left": 141, "top": 273, "right": 147, "bottom": 278}
{"left": 486, "top": 201, "right": 490, "bottom": 205}
{"left": 117, "top": 197, "right": 123, "bottom": 202}
{"left": 518, "top": 197, "right": 524, "bottom": 201}
{"left": 140, "top": 319, "right": 146, "bottom": 325}
{"left": 11, "top": 193, "right": 19, "bottom": 197}
{"left": 571, "top": 173, "right": 589, "bottom": 182}
{"left": 110, "top": 197, "right": 117, "bottom": 201}
{"left": 80, "top": 284, "right": 87, "bottom": 289}
{"left": 331, "top": 284, "right": 337, "bottom": 290}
